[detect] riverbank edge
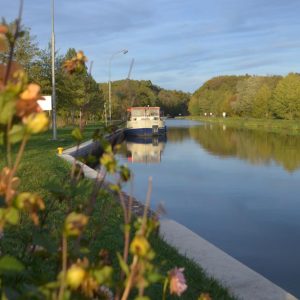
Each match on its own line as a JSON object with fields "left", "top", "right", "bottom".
{"left": 184, "top": 116, "right": 300, "bottom": 133}
{"left": 60, "top": 131, "right": 298, "bottom": 300}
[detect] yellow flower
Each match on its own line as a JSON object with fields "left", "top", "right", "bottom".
{"left": 80, "top": 276, "right": 99, "bottom": 298}
{"left": 76, "top": 50, "right": 87, "bottom": 62}
{"left": 63, "top": 51, "right": 87, "bottom": 74}
{"left": 66, "top": 265, "right": 87, "bottom": 289}
{"left": 16, "top": 84, "right": 44, "bottom": 118}
{"left": 20, "top": 83, "right": 41, "bottom": 101}
{"left": 64, "top": 212, "right": 89, "bottom": 237}
{"left": 198, "top": 293, "right": 212, "bottom": 300}
{"left": 130, "top": 235, "right": 150, "bottom": 257}
{"left": 24, "top": 112, "right": 49, "bottom": 134}
{"left": 15, "top": 192, "right": 45, "bottom": 225}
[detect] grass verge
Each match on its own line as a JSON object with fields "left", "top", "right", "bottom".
{"left": 186, "top": 116, "right": 300, "bottom": 135}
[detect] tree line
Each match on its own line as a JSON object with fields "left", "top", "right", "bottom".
{"left": 1, "top": 24, "right": 190, "bottom": 125}
{"left": 188, "top": 74, "right": 300, "bottom": 120}
{"left": 0, "top": 25, "right": 104, "bottom": 126}
{"left": 99, "top": 80, "right": 190, "bottom": 119}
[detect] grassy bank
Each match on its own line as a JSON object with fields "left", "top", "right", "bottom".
{"left": 1, "top": 125, "right": 234, "bottom": 299}
{"left": 186, "top": 116, "right": 300, "bottom": 134}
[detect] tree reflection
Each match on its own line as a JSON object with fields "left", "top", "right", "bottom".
{"left": 189, "top": 124, "right": 300, "bottom": 172}
{"left": 166, "top": 127, "right": 191, "bottom": 143}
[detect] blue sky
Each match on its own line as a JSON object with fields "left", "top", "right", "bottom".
{"left": 2, "top": 0, "right": 300, "bottom": 92}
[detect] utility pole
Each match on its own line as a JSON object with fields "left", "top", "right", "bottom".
{"left": 108, "top": 49, "right": 128, "bottom": 122}
{"left": 89, "top": 60, "right": 94, "bottom": 75}
{"left": 51, "top": 0, "right": 57, "bottom": 140}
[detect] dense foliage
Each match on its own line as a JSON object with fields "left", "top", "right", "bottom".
{"left": 188, "top": 74, "right": 300, "bottom": 120}
{"left": 99, "top": 80, "right": 190, "bottom": 119}
{"left": 0, "top": 24, "right": 104, "bottom": 126}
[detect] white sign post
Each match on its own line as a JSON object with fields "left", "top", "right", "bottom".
{"left": 38, "top": 96, "right": 52, "bottom": 111}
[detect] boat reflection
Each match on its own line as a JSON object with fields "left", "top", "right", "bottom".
{"left": 125, "top": 135, "right": 166, "bottom": 164}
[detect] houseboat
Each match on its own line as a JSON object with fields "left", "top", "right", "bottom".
{"left": 125, "top": 106, "right": 167, "bottom": 136}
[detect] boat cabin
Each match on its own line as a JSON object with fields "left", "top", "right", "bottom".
{"left": 127, "top": 107, "right": 161, "bottom": 121}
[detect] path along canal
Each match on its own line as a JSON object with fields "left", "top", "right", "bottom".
{"left": 108, "top": 119, "right": 300, "bottom": 297}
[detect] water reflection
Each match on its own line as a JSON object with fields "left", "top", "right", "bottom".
{"left": 123, "top": 135, "right": 166, "bottom": 164}
{"left": 113, "top": 120, "right": 300, "bottom": 296}
{"left": 189, "top": 124, "right": 300, "bottom": 172}
{"left": 165, "top": 127, "right": 190, "bottom": 143}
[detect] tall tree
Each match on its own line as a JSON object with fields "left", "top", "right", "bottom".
{"left": 252, "top": 84, "right": 272, "bottom": 118}
{"left": 233, "top": 76, "right": 264, "bottom": 116}
{"left": 271, "top": 73, "right": 300, "bottom": 120}
{"left": 0, "top": 24, "right": 39, "bottom": 74}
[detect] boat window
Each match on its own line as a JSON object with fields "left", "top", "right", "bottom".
{"left": 147, "top": 109, "right": 159, "bottom": 117}
{"left": 131, "top": 110, "right": 145, "bottom": 117}
{"left": 130, "top": 108, "right": 160, "bottom": 118}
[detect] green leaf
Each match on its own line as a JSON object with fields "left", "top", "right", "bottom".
{"left": 119, "top": 165, "right": 131, "bottom": 182}
{"left": 93, "top": 266, "right": 113, "bottom": 285}
{"left": 79, "top": 247, "right": 90, "bottom": 254}
{"left": 5, "top": 207, "right": 19, "bottom": 225}
{"left": 134, "top": 297, "right": 150, "bottom": 300}
{"left": 109, "top": 184, "right": 120, "bottom": 193}
{"left": 117, "top": 252, "right": 129, "bottom": 276}
{"left": 0, "top": 255, "right": 24, "bottom": 273}
{"left": 8, "top": 124, "right": 25, "bottom": 144}
{"left": 147, "top": 271, "right": 164, "bottom": 283}
{"left": 71, "top": 127, "right": 83, "bottom": 142}
{"left": 0, "top": 132, "right": 4, "bottom": 145}
{"left": 0, "top": 98, "right": 15, "bottom": 125}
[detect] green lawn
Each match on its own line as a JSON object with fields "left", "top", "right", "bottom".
{"left": 0, "top": 125, "right": 234, "bottom": 300}
{"left": 186, "top": 116, "right": 300, "bottom": 134}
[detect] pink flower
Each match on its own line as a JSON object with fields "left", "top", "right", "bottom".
{"left": 169, "top": 267, "right": 187, "bottom": 296}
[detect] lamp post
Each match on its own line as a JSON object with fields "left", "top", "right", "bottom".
{"left": 51, "top": 0, "right": 57, "bottom": 140}
{"left": 108, "top": 49, "right": 128, "bottom": 122}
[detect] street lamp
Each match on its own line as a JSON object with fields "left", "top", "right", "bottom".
{"left": 108, "top": 49, "right": 128, "bottom": 122}
{"left": 51, "top": 0, "right": 57, "bottom": 140}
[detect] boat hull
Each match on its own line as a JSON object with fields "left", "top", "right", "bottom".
{"left": 125, "top": 126, "right": 167, "bottom": 137}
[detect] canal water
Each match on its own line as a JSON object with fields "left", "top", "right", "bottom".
{"left": 115, "top": 119, "right": 300, "bottom": 297}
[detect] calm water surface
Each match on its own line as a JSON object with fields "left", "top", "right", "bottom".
{"left": 116, "top": 119, "right": 300, "bottom": 297}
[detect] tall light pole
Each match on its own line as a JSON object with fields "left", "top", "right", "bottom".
{"left": 108, "top": 49, "right": 128, "bottom": 122}
{"left": 51, "top": 0, "right": 57, "bottom": 140}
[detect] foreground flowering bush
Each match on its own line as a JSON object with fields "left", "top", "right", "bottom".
{"left": 0, "top": 9, "right": 211, "bottom": 300}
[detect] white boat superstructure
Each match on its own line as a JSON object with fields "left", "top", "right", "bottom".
{"left": 125, "top": 107, "right": 167, "bottom": 136}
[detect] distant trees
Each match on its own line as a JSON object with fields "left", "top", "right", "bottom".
{"left": 272, "top": 74, "right": 300, "bottom": 120}
{"left": 188, "top": 76, "right": 245, "bottom": 116}
{"left": 57, "top": 48, "right": 103, "bottom": 126}
{"left": 233, "top": 76, "right": 264, "bottom": 116}
{"left": 252, "top": 84, "right": 272, "bottom": 118}
{"left": 158, "top": 90, "right": 189, "bottom": 116}
{"left": 99, "top": 80, "right": 190, "bottom": 119}
{"left": 188, "top": 74, "right": 300, "bottom": 120}
{"left": 0, "top": 23, "right": 40, "bottom": 74}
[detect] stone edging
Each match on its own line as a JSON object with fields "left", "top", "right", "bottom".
{"left": 160, "top": 219, "right": 297, "bottom": 300}
{"left": 59, "top": 134, "right": 298, "bottom": 300}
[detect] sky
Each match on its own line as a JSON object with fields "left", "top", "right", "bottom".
{"left": 1, "top": 0, "right": 300, "bottom": 92}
